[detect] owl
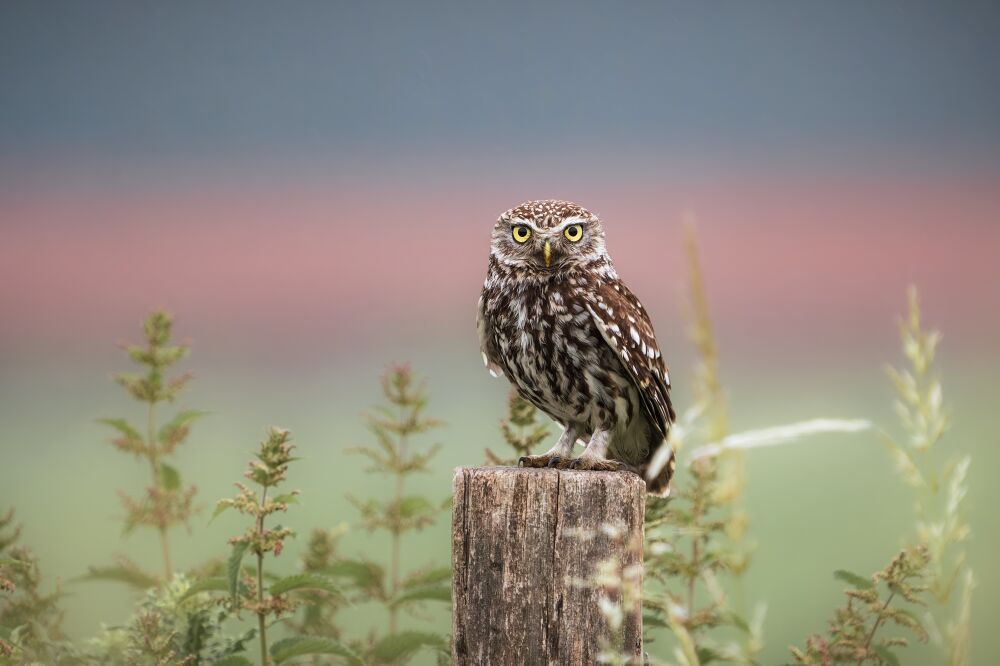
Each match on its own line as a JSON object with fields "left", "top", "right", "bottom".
{"left": 477, "top": 200, "right": 676, "bottom": 496}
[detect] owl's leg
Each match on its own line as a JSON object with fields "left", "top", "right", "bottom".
{"left": 518, "top": 425, "right": 579, "bottom": 469}
{"left": 567, "top": 429, "right": 630, "bottom": 472}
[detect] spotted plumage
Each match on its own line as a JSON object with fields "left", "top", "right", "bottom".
{"left": 477, "top": 200, "right": 676, "bottom": 496}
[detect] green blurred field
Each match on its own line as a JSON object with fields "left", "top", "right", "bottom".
{"left": 1, "top": 340, "right": 996, "bottom": 664}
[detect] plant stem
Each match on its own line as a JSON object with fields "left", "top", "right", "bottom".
{"left": 687, "top": 463, "right": 705, "bottom": 621}
{"left": 389, "top": 425, "right": 406, "bottom": 636}
{"left": 258, "top": 485, "right": 269, "bottom": 666}
{"left": 147, "top": 401, "right": 172, "bottom": 581}
{"left": 859, "top": 590, "right": 896, "bottom": 666}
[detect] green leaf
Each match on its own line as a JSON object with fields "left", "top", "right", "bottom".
{"left": 873, "top": 645, "right": 900, "bottom": 666}
{"left": 269, "top": 573, "right": 344, "bottom": 598}
{"left": 402, "top": 566, "right": 450, "bottom": 589}
{"left": 323, "top": 558, "right": 385, "bottom": 593}
{"left": 271, "top": 493, "right": 299, "bottom": 506}
{"left": 179, "top": 577, "right": 229, "bottom": 601}
{"left": 697, "top": 646, "right": 723, "bottom": 664}
{"left": 270, "top": 636, "right": 364, "bottom": 665}
{"left": 228, "top": 541, "right": 250, "bottom": 601}
{"left": 97, "top": 417, "right": 143, "bottom": 442}
{"left": 0, "top": 558, "right": 23, "bottom": 568}
{"left": 73, "top": 563, "right": 159, "bottom": 590}
{"left": 98, "top": 417, "right": 145, "bottom": 453}
{"left": 159, "top": 463, "right": 181, "bottom": 490}
{"left": 370, "top": 631, "right": 446, "bottom": 663}
{"left": 210, "top": 500, "right": 235, "bottom": 523}
{"left": 398, "top": 496, "right": 434, "bottom": 518}
{"left": 157, "top": 409, "right": 208, "bottom": 445}
{"left": 643, "top": 612, "right": 668, "bottom": 628}
{"left": 834, "top": 569, "right": 875, "bottom": 590}
{"left": 210, "top": 656, "right": 254, "bottom": 666}
{"left": 721, "top": 610, "right": 751, "bottom": 634}
{"left": 390, "top": 584, "right": 450, "bottom": 608}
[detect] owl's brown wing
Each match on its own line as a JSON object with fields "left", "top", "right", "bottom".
{"left": 583, "top": 279, "right": 675, "bottom": 439}
{"left": 477, "top": 292, "right": 505, "bottom": 378}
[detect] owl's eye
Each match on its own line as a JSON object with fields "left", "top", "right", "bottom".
{"left": 512, "top": 225, "right": 532, "bottom": 243}
{"left": 563, "top": 224, "right": 583, "bottom": 242}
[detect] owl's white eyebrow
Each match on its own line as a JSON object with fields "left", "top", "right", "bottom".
{"left": 553, "top": 217, "right": 591, "bottom": 231}
{"left": 507, "top": 217, "right": 591, "bottom": 232}
{"left": 508, "top": 218, "right": 541, "bottom": 231}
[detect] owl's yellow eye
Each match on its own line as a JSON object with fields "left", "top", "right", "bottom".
{"left": 564, "top": 224, "right": 583, "bottom": 242}
{"left": 512, "top": 225, "right": 532, "bottom": 243}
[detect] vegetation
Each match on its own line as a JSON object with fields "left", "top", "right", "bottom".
{"left": 790, "top": 546, "right": 932, "bottom": 665}
{"left": 213, "top": 427, "right": 359, "bottom": 666}
{"left": 528, "top": 229, "right": 972, "bottom": 666}
{"left": 0, "top": 256, "right": 976, "bottom": 664}
{"left": 343, "top": 365, "right": 451, "bottom": 663}
{"left": 0, "top": 511, "right": 71, "bottom": 664}
{"left": 94, "top": 310, "right": 203, "bottom": 585}
{"left": 882, "top": 289, "right": 974, "bottom": 666}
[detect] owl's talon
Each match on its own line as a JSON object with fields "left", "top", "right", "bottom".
{"left": 519, "top": 453, "right": 562, "bottom": 468}
{"left": 566, "top": 456, "right": 627, "bottom": 472}
{"left": 545, "top": 456, "right": 564, "bottom": 469}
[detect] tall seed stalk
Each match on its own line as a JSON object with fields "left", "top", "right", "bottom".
{"left": 883, "top": 288, "right": 973, "bottom": 664}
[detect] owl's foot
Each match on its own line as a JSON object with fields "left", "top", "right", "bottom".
{"left": 518, "top": 453, "right": 565, "bottom": 468}
{"left": 568, "top": 456, "right": 629, "bottom": 472}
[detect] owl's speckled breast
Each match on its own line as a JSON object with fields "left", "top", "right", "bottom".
{"left": 485, "top": 273, "right": 636, "bottom": 435}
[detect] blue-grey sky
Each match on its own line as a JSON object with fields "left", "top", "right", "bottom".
{"left": 2, "top": 1, "right": 999, "bottom": 168}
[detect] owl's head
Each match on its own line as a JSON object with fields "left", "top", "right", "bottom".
{"left": 490, "top": 200, "right": 609, "bottom": 273}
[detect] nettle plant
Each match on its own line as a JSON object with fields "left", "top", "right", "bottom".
{"left": 96, "top": 310, "right": 204, "bottom": 583}
{"left": 341, "top": 365, "right": 452, "bottom": 664}
{"left": 207, "top": 427, "right": 358, "bottom": 666}
{"left": 0, "top": 510, "right": 73, "bottom": 664}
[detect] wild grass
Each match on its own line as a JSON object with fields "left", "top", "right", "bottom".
{"left": 882, "top": 289, "right": 973, "bottom": 665}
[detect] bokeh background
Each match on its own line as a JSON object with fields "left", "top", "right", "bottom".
{"left": 1, "top": 2, "right": 998, "bottom": 663}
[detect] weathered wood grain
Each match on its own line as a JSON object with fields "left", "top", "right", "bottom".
{"left": 452, "top": 467, "right": 645, "bottom": 665}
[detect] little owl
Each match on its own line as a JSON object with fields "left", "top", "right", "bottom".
{"left": 477, "top": 200, "right": 676, "bottom": 496}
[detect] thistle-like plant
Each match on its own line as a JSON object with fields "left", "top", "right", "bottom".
{"left": 97, "top": 310, "right": 204, "bottom": 582}
{"left": 86, "top": 574, "right": 255, "bottom": 665}
{"left": 0, "top": 509, "right": 74, "bottom": 664}
{"left": 790, "top": 546, "right": 931, "bottom": 665}
{"left": 486, "top": 387, "right": 550, "bottom": 465}
{"left": 212, "top": 427, "right": 358, "bottom": 666}
{"left": 882, "top": 288, "right": 973, "bottom": 665}
{"left": 343, "top": 364, "right": 451, "bottom": 663}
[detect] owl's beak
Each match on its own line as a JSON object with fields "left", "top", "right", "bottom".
{"left": 543, "top": 241, "right": 552, "bottom": 268}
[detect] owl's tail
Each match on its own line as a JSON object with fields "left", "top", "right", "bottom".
{"left": 640, "top": 440, "right": 676, "bottom": 498}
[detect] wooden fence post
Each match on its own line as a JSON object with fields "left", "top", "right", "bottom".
{"left": 451, "top": 467, "right": 645, "bottom": 665}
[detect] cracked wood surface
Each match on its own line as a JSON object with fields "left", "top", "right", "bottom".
{"left": 452, "top": 466, "right": 645, "bottom": 665}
